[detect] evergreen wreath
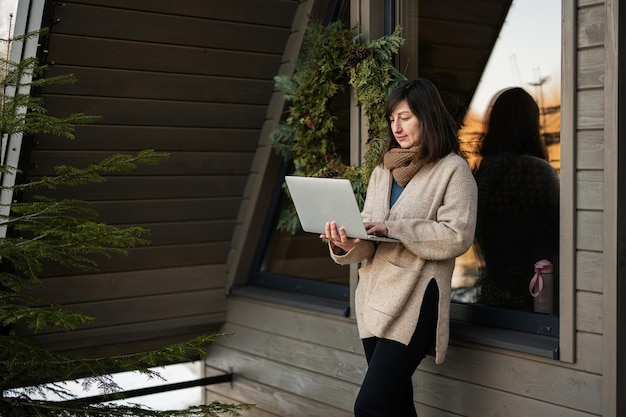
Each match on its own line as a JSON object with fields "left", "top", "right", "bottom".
{"left": 271, "top": 20, "right": 406, "bottom": 233}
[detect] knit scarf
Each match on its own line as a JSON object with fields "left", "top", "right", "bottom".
{"left": 383, "top": 146, "right": 425, "bottom": 187}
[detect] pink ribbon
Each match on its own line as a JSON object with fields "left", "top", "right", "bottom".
{"left": 529, "top": 259, "right": 553, "bottom": 297}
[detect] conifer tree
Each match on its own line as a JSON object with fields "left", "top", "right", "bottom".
{"left": 0, "top": 29, "right": 251, "bottom": 417}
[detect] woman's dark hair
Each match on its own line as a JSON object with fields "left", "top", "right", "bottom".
{"left": 479, "top": 87, "right": 548, "bottom": 159}
{"left": 379, "top": 78, "right": 461, "bottom": 165}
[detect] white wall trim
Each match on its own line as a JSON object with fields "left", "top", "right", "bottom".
{"left": 0, "top": 0, "right": 45, "bottom": 237}
{"left": 604, "top": 0, "right": 619, "bottom": 415}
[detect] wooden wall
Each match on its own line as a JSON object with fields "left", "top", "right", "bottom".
{"left": 9, "top": 0, "right": 618, "bottom": 413}
{"left": 205, "top": 0, "right": 620, "bottom": 416}
{"left": 21, "top": 0, "right": 300, "bottom": 356}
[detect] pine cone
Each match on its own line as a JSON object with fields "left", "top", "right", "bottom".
{"left": 347, "top": 47, "right": 369, "bottom": 67}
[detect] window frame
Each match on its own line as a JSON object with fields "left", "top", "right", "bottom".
{"left": 377, "top": 0, "right": 574, "bottom": 361}
{"left": 555, "top": 0, "right": 576, "bottom": 363}
{"left": 437, "top": 0, "right": 574, "bottom": 362}
{"left": 240, "top": 161, "right": 351, "bottom": 313}
{"left": 242, "top": 0, "right": 575, "bottom": 362}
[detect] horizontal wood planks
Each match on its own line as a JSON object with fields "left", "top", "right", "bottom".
{"left": 22, "top": 0, "right": 299, "bottom": 354}
{"left": 44, "top": 67, "right": 275, "bottom": 104}
{"left": 417, "top": 0, "right": 512, "bottom": 119}
{"left": 207, "top": 296, "right": 601, "bottom": 416}
{"left": 17, "top": 0, "right": 616, "bottom": 413}
{"left": 574, "top": 7, "right": 606, "bottom": 408}
{"left": 205, "top": 296, "right": 361, "bottom": 416}
{"left": 204, "top": 1, "right": 612, "bottom": 416}
{"left": 31, "top": 265, "right": 228, "bottom": 353}
{"left": 71, "top": 0, "right": 299, "bottom": 26}
{"left": 27, "top": 151, "right": 254, "bottom": 176}
{"left": 51, "top": 4, "right": 290, "bottom": 54}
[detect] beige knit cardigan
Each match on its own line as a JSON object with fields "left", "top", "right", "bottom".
{"left": 329, "top": 153, "right": 478, "bottom": 364}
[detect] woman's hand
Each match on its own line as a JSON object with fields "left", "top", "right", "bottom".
{"left": 364, "top": 222, "right": 388, "bottom": 237}
{"left": 320, "top": 221, "right": 360, "bottom": 253}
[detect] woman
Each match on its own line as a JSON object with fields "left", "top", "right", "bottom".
{"left": 321, "top": 79, "right": 477, "bottom": 417}
{"left": 474, "top": 87, "right": 560, "bottom": 311}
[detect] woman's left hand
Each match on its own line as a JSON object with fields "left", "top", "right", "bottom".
{"left": 321, "top": 221, "right": 360, "bottom": 253}
{"left": 364, "top": 222, "right": 389, "bottom": 237}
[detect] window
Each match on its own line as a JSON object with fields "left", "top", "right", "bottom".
{"left": 444, "top": 0, "right": 563, "bottom": 358}
{"left": 453, "top": 0, "right": 561, "bottom": 312}
{"left": 247, "top": 1, "right": 566, "bottom": 358}
{"left": 394, "top": 0, "right": 563, "bottom": 358}
{"left": 249, "top": 186, "right": 351, "bottom": 302}
{"left": 245, "top": 2, "right": 353, "bottom": 313}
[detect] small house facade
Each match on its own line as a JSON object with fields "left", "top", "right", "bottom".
{"left": 4, "top": 0, "right": 623, "bottom": 416}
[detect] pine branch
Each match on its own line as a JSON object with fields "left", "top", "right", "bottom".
{"left": 0, "top": 293, "right": 93, "bottom": 331}
{"left": 1, "top": 334, "right": 228, "bottom": 390}
{"left": 0, "top": 25, "right": 252, "bottom": 417}
{"left": 270, "top": 20, "right": 406, "bottom": 232}
{"left": 12, "top": 150, "right": 166, "bottom": 192}
{"left": 1, "top": 336, "right": 252, "bottom": 417}
{"left": 1, "top": 398, "right": 254, "bottom": 417}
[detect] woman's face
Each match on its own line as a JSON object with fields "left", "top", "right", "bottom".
{"left": 389, "top": 100, "right": 422, "bottom": 148}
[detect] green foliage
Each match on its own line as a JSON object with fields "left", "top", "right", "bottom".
{"left": 0, "top": 401, "right": 253, "bottom": 417}
{"left": 349, "top": 32, "right": 407, "bottom": 182}
{"left": 271, "top": 20, "right": 406, "bottom": 233}
{"left": 1, "top": 334, "right": 225, "bottom": 390}
{"left": 1, "top": 29, "right": 252, "bottom": 417}
{"left": 1, "top": 31, "right": 99, "bottom": 139}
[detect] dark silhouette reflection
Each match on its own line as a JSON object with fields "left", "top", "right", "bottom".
{"left": 474, "top": 87, "right": 559, "bottom": 311}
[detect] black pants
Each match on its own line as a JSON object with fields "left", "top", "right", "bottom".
{"left": 354, "top": 279, "right": 439, "bottom": 417}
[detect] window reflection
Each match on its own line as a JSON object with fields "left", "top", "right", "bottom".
{"left": 261, "top": 194, "right": 349, "bottom": 285}
{"left": 251, "top": 2, "right": 354, "bottom": 300}
{"left": 474, "top": 88, "right": 559, "bottom": 311}
{"left": 453, "top": 0, "right": 561, "bottom": 314}
{"left": 259, "top": 80, "right": 352, "bottom": 292}
{"left": 255, "top": 0, "right": 561, "bottom": 311}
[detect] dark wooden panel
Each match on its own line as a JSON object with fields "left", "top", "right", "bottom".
{"left": 27, "top": 151, "right": 254, "bottom": 176}
{"left": 26, "top": 176, "right": 247, "bottom": 200}
{"left": 418, "top": 44, "right": 491, "bottom": 72}
{"left": 415, "top": 0, "right": 512, "bottom": 123}
{"left": 53, "top": 3, "right": 291, "bottom": 54}
{"left": 140, "top": 220, "right": 236, "bottom": 245}
{"left": 31, "top": 220, "right": 234, "bottom": 248}
{"left": 47, "top": 290, "right": 228, "bottom": 329}
{"left": 34, "top": 126, "right": 260, "bottom": 152}
{"left": 272, "top": 234, "right": 332, "bottom": 258}
{"left": 90, "top": 198, "right": 242, "bottom": 224}
{"left": 65, "top": 0, "right": 299, "bottom": 26}
{"left": 34, "top": 314, "right": 226, "bottom": 354}
{"left": 103, "top": 244, "right": 231, "bottom": 271}
{"left": 19, "top": 0, "right": 300, "bottom": 358}
{"left": 419, "top": 18, "right": 501, "bottom": 49}
{"left": 266, "top": 258, "right": 347, "bottom": 283}
{"left": 46, "top": 35, "right": 282, "bottom": 78}
{"left": 34, "top": 264, "right": 226, "bottom": 304}
{"left": 39, "top": 243, "right": 231, "bottom": 277}
{"left": 422, "top": 77, "right": 482, "bottom": 116}
{"left": 420, "top": 0, "right": 512, "bottom": 25}
{"left": 43, "top": 66, "right": 275, "bottom": 104}
{"left": 41, "top": 95, "right": 267, "bottom": 129}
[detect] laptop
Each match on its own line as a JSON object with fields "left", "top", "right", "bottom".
{"left": 284, "top": 175, "right": 399, "bottom": 243}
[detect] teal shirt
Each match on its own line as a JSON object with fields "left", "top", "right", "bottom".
{"left": 390, "top": 179, "right": 404, "bottom": 207}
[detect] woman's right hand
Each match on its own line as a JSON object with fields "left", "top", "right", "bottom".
{"left": 320, "top": 221, "right": 360, "bottom": 253}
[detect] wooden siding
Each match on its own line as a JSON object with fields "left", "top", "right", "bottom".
{"left": 205, "top": 1, "right": 622, "bottom": 416}
{"left": 417, "top": 0, "right": 512, "bottom": 121}
{"left": 601, "top": 0, "right": 621, "bottom": 414}
{"left": 22, "top": 0, "right": 300, "bottom": 355}
{"left": 206, "top": 297, "right": 360, "bottom": 417}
